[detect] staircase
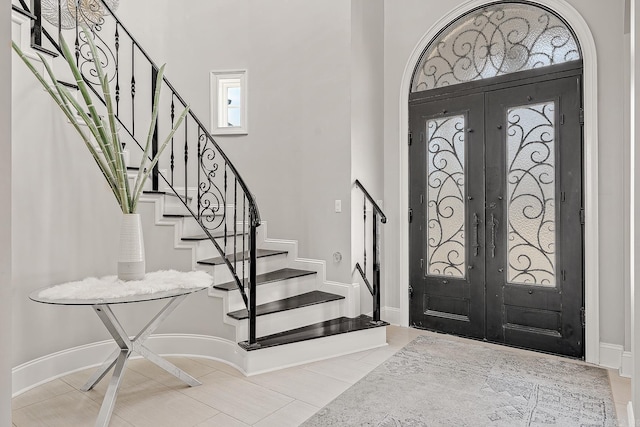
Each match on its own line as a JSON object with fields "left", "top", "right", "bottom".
{"left": 12, "top": 0, "right": 387, "bottom": 374}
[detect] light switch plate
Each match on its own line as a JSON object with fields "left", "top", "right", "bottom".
{"left": 335, "top": 200, "right": 342, "bottom": 213}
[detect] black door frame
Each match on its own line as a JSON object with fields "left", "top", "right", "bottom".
{"left": 408, "top": 60, "right": 585, "bottom": 357}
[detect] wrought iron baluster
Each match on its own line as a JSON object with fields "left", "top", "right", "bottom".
{"left": 373, "top": 212, "right": 380, "bottom": 322}
{"left": 114, "top": 23, "right": 120, "bottom": 115}
{"left": 151, "top": 65, "right": 159, "bottom": 191}
{"left": 170, "top": 95, "right": 175, "bottom": 186}
{"left": 233, "top": 178, "right": 238, "bottom": 275}
{"left": 248, "top": 212, "right": 258, "bottom": 346}
{"left": 363, "top": 195, "right": 367, "bottom": 275}
{"left": 56, "top": 0, "right": 61, "bottom": 42}
{"left": 184, "top": 118, "right": 188, "bottom": 203}
{"left": 74, "top": 7, "right": 79, "bottom": 66}
{"left": 131, "top": 41, "right": 135, "bottom": 135}
{"left": 197, "top": 127, "right": 202, "bottom": 220}
{"left": 31, "top": 0, "right": 43, "bottom": 47}
{"left": 224, "top": 163, "right": 228, "bottom": 255}
{"left": 242, "top": 195, "right": 246, "bottom": 286}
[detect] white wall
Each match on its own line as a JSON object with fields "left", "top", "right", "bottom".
{"left": 351, "top": 0, "right": 385, "bottom": 314}
{"left": 117, "top": 0, "right": 355, "bottom": 284}
{"left": 631, "top": 0, "right": 640, "bottom": 415}
{"left": 382, "top": 0, "right": 628, "bottom": 347}
{"left": 1, "top": 2, "right": 12, "bottom": 424}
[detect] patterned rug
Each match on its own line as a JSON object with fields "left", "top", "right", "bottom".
{"left": 302, "top": 335, "right": 617, "bottom": 427}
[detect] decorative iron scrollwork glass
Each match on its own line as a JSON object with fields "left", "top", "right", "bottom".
{"left": 506, "top": 102, "right": 556, "bottom": 286}
{"left": 411, "top": 2, "right": 580, "bottom": 92}
{"left": 426, "top": 115, "right": 466, "bottom": 278}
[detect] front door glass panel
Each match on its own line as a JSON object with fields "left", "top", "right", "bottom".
{"left": 426, "top": 115, "right": 466, "bottom": 278}
{"left": 506, "top": 102, "right": 556, "bottom": 286}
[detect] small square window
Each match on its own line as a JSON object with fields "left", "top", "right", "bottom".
{"left": 210, "top": 70, "right": 247, "bottom": 135}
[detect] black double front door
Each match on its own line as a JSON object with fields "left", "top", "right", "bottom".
{"left": 409, "top": 69, "right": 584, "bottom": 358}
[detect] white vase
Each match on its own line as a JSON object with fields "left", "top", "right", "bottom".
{"left": 117, "top": 213, "right": 146, "bottom": 281}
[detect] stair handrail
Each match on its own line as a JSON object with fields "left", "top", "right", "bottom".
{"left": 97, "top": 1, "right": 261, "bottom": 227}
{"left": 18, "top": 0, "right": 262, "bottom": 346}
{"left": 354, "top": 179, "right": 386, "bottom": 323}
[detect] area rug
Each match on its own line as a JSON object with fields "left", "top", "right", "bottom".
{"left": 302, "top": 335, "right": 617, "bottom": 426}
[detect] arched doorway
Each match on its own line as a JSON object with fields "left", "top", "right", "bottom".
{"left": 407, "top": 1, "right": 585, "bottom": 357}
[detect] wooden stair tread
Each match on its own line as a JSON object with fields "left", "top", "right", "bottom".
{"left": 213, "top": 268, "right": 316, "bottom": 291}
{"left": 239, "top": 315, "right": 388, "bottom": 350}
{"left": 198, "top": 249, "right": 287, "bottom": 266}
{"left": 226, "top": 290, "right": 342, "bottom": 320}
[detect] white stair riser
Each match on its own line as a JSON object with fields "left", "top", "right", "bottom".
{"left": 233, "top": 299, "right": 344, "bottom": 342}
{"left": 209, "top": 255, "right": 290, "bottom": 284}
{"left": 243, "top": 326, "right": 387, "bottom": 375}
{"left": 209, "top": 274, "right": 318, "bottom": 313}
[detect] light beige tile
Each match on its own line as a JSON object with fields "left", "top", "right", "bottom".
{"left": 615, "top": 403, "right": 629, "bottom": 426}
{"left": 195, "top": 413, "right": 250, "bottom": 427}
{"left": 609, "top": 371, "right": 632, "bottom": 405}
{"left": 180, "top": 370, "right": 293, "bottom": 425}
{"left": 126, "top": 356, "right": 217, "bottom": 387}
{"left": 248, "top": 366, "right": 352, "bottom": 407}
{"left": 302, "top": 354, "right": 377, "bottom": 384}
{"left": 113, "top": 380, "right": 219, "bottom": 427}
{"left": 342, "top": 348, "right": 375, "bottom": 361}
{"left": 254, "top": 400, "right": 319, "bottom": 427}
{"left": 65, "top": 368, "right": 159, "bottom": 407}
{"left": 187, "top": 357, "right": 245, "bottom": 378}
{"left": 11, "top": 379, "right": 75, "bottom": 411}
{"left": 357, "top": 345, "right": 400, "bottom": 367}
{"left": 12, "top": 391, "right": 132, "bottom": 427}
{"left": 60, "top": 365, "right": 152, "bottom": 398}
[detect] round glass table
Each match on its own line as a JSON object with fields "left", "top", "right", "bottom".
{"left": 30, "top": 279, "right": 210, "bottom": 427}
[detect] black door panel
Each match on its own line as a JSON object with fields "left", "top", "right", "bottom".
{"left": 409, "top": 72, "right": 584, "bottom": 358}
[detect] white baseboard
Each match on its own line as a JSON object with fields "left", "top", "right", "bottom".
{"left": 12, "top": 334, "right": 244, "bottom": 397}
{"left": 12, "top": 330, "right": 388, "bottom": 396}
{"left": 622, "top": 351, "right": 633, "bottom": 378}
{"left": 382, "top": 307, "right": 402, "bottom": 325}
{"left": 12, "top": 340, "right": 115, "bottom": 397}
{"left": 599, "top": 342, "right": 632, "bottom": 378}
{"left": 628, "top": 401, "right": 635, "bottom": 427}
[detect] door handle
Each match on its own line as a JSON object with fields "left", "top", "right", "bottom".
{"left": 472, "top": 213, "right": 480, "bottom": 256}
{"left": 489, "top": 213, "right": 498, "bottom": 258}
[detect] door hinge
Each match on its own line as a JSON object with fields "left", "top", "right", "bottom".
{"left": 420, "top": 194, "right": 424, "bottom": 204}
{"left": 561, "top": 269, "right": 566, "bottom": 281}
{"left": 420, "top": 258, "right": 424, "bottom": 270}
{"left": 560, "top": 114, "right": 565, "bottom": 125}
{"left": 409, "top": 132, "right": 412, "bottom": 146}
{"left": 580, "top": 307, "right": 586, "bottom": 327}
{"left": 409, "top": 208, "right": 413, "bottom": 223}
{"left": 580, "top": 208, "right": 585, "bottom": 224}
{"left": 579, "top": 108, "right": 584, "bottom": 124}
{"left": 408, "top": 284, "right": 414, "bottom": 299}
{"left": 560, "top": 192, "right": 566, "bottom": 202}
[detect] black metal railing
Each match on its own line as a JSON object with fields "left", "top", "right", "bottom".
{"left": 354, "top": 179, "right": 386, "bottom": 323}
{"left": 20, "top": 0, "right": 262, "bottom": 346}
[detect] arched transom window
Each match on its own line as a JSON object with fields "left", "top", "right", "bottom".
{"left": 411, "top": 2, "right": 581, "bottom": 92}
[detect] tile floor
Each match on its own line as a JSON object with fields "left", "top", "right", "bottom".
{"left": 11, "top": 326, "right": 631, "bottom": 427}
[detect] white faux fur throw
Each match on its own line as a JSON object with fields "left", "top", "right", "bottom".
{"left": 38, "top": 270, "right": 213, "bottom": 300}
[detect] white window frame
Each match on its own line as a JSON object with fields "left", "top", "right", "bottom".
{"left": 210, "top": 70, "right": 248, "bottom": 135}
